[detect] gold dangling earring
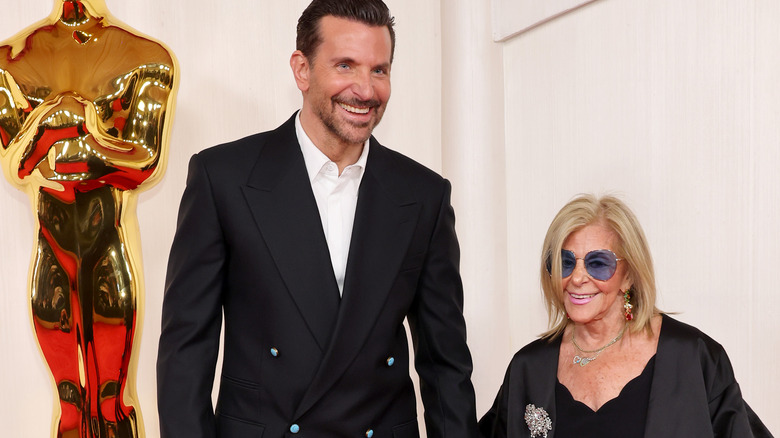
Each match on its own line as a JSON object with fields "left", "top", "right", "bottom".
{"left": 623, "top": 288, "right": 634, "bottom": 321}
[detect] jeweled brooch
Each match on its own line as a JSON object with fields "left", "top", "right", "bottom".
{"left": 524, "top": 404, "right": 552, "bottom": 438}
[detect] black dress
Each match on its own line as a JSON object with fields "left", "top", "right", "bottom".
{"left": 554, "top": 356, "right": 655, "bottom": 438}
{"left": 478, "top": 316, "right": 773, "bottom": 438}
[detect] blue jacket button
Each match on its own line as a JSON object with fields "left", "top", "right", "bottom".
{"left": 270, "top": 347, "right": 279, "bottom": 357}
{"left": 386, "top": 357, "right": 395, "bottom": 366}
{"left": 290, "top": 424, "right": 300, "bottom": 434}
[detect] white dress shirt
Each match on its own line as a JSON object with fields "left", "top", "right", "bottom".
{"left": 295, "top": 112, "right": 369, "bottom": 296}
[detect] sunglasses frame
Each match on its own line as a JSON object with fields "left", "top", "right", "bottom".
{"left": 549, "top": 249, "right": 623, "bottom": 281}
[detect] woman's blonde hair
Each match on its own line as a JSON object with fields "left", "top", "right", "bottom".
{"left": 540, "top": 194, "right": 660, "bottom": 339}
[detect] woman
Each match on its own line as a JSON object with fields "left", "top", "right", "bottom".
{"left": 479, "top": 194, "right": 772, "bottom": 438}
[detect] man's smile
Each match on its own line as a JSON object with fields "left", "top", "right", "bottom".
{"left": 338, "top": 102, "right": 370, "bottom": 114}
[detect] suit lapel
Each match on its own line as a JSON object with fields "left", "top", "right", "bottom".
{"left": 644, "top": 315, "right": 711, "bottom": 437}
{"left": 241, "top": 115, "right": 340, "bottom": 352}
{"left": 294, "top": 141, "right": 420, "bottom": 418}
{"left": 522, "top": 339, "right": 559, "bottom": 438}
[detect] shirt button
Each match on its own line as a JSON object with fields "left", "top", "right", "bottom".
{"left": 290, "top": 424, "right": 300, "bottom": 434}
{"left": 386, "top": 357, "right": 395, "bottom": 367}
{"left": 365, "top": 429, "right": 374, "bottom": 437}
{"left": 270, "top": 347, "right": 279, "bottom": 357}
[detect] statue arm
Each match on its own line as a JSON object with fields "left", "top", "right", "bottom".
{"left": 0, "top": 68, "right": 30, "bottom": 158}
{"left": 92, "top": 62, "right": 177, "bottom": 173}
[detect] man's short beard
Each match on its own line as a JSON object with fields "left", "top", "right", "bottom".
{"left": 315, "top": 98, "right": 384, "bottom": 146}
{"left": 324, "top": 117, "right": 372, "bottom": 144}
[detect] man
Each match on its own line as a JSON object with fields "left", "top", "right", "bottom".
{"left": 157, "top": 1, "right": 478, "bottom": 437}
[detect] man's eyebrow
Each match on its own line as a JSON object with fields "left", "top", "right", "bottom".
{"left": 332, "top": 57, "right": 356, "bottom": 65}
{"left": 373, "top": 62, "right": 391, "bottom": 71}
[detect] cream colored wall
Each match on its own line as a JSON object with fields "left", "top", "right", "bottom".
{"left": 440, "top": 0, "right": 514, "bottom": 423}
{"left": 2, "top": 0, "right": 778, "bottom": 436}
{"left": 502, "top": 0, "right": 780, "bottom": 432}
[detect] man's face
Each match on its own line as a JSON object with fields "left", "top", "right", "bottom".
{"left": 297, "top": 15, "right": 392, "bottom": 149}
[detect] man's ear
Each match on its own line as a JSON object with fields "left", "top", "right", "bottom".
{"left": 290, "top": 50, "right": 310, "bottom": 92}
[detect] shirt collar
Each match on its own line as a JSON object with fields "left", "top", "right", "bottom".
{"left": 295, "top": 111, "right": 370, "bottom": 182}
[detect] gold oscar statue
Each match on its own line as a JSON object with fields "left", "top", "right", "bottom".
{"left": 0, "top": 1, "right": 178, "bottom": 436}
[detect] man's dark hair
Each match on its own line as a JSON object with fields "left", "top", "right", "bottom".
{"left": 297, "top": 0, "right": 396, "bottom": 63}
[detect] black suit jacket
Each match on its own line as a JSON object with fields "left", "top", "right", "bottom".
{"left": 157, "top": 114, "right": 478, "bottom": 438}
{"left": 478, "top": 315, "right": 773, "bottom": 438}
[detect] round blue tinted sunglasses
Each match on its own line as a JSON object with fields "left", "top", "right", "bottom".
{"left": 547, "top": 249, "right": 623, "bottom": 281}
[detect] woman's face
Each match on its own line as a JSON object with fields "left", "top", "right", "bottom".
{"left": 560, "top": 223, "right": 632, "bottom": 325}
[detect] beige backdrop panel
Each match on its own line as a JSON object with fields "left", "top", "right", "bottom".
{"left": 2, "top": 0, "right": 778, "bottom": 436}
{"left": 502, "top": 0, "right": 779, "bottom": 433}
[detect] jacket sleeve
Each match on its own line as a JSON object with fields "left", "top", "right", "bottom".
{"left": 477, "top": 341, "right": 557, "bottom": 438}
{"left": 744, "top": 403, "right": 774, "bottom": 438}
{"left": 406, "top": 179, "right": 479, "bottom": 438}
{"left": 478, "top": 370, "right": 510, "bottom": 438}
{"left": 156, "top": 154, "right": 225, "bottom": 438}
{"left": 707, "top": 344, "right": 774, "bottom": 438}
